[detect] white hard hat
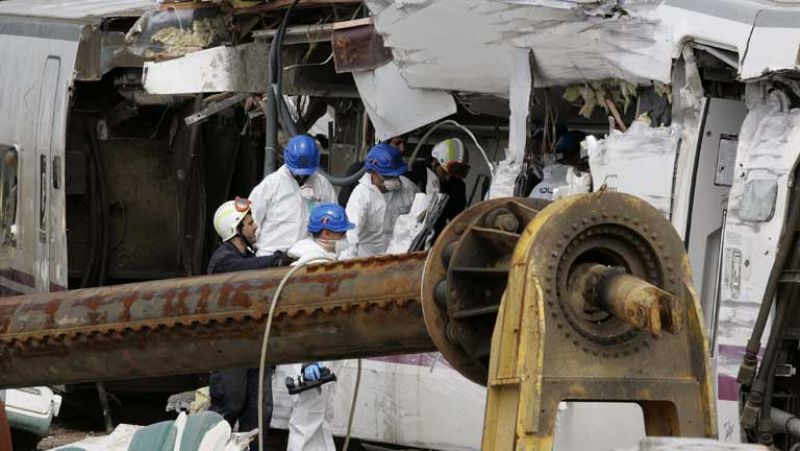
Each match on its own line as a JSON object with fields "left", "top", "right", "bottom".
{"left": 213, "top": 197, "right": 251, "bottom": 242}
{"left": 431, "top": 138, "right": 466, "bottom": 172}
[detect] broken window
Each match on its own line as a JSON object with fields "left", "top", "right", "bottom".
{"left": 740, "top": 179, "right": 777, "bottom": 222}
{"left": 0, "top": 144, "right": 18, "bottom": 246}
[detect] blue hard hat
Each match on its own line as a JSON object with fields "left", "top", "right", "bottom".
{"left": 308, "top": 203, "right": 356, "bottom": 233}
{"left": 284, "top": 135, "right": 320, "bottom": 176}
{"left": 364, "top": 143, "right": 407, "bottom": 177}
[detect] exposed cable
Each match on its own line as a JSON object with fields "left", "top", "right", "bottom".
{"left": 257, "top": 261, "right": 310, "bottom": 451}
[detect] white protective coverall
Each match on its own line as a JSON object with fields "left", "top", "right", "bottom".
{"left": 248, "top": 165, "right": 336, "bottom": 256}
{"left": 284, "top": 239, "right": 338, "bottom": 451}
{"left": 345, "top": 173, "right": 419, "bottom": 257}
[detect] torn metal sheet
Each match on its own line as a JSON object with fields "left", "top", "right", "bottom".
{"left": 352, "top": 60, "right": 456, "bottom": 140}
{"left": 142, "top": 42, "right": 267, "bottom": 94}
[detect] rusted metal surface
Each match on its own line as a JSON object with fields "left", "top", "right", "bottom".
{"left": 0, "top": 400, "right": 10, "bottom": 451}
{"left": 332, "top": 22, "right": 393, "bottom": 73}
{"left": 570, "top": 263, "right": 683, "bottom": 336}
{"left": 0, "top": 253, "right": 433, "bottom": 388}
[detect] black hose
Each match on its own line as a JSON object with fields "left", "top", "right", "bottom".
{"left": 268, "top": 0, "right": 368, "bottom": 187}
{"left": 264, "top": 66, "right": 278, "bottom": 176}
{"left": 739, "top": 172, "right": 800, "bottom": 385}
{"left": 275, "top": 0, "right": 302, "bottom": 136}
{"left": 317, "top": 167, "right": 367, "bottom": 186}
{"left": 758, "top": 362, "right": 777, "bottom": 445}
{"left": 263, "top": 0, "right": 301, "bottom": 176}
{"left": 82, "top": 122, "right": 110, "bottom": 288}
{"left": 89, "top": 124, "right": 110, "bottom": 285}
{"left": 81, "top": 127, "right": 99, "bottom": 289}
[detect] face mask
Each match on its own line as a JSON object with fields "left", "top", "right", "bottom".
{"left": 383, "top": 178, "right": 402, "bottom": 191}
{"left": 316, "top": 238, "right": 348, "bottom": 255}
{"left": 300, "top": 185, "right": 316, "bottom": 200}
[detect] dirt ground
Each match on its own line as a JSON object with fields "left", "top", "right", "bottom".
{"left": 34, "top": 423, "right": 100, "bottom": 450}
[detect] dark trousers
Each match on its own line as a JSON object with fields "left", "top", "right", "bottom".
{"left": 209, "top": 367, "right": 273, "bottom": 451}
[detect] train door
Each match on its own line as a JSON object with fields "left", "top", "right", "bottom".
{"left": 33, "top": 57, "right": 61, "bottom": 293}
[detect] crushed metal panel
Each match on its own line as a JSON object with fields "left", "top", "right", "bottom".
{"left": 714, "top": 87, "right": 800, "bottom": 441}
{"left": 364, "top": 0, "right": 672, "bottom": 94}
{"left": 661, "top": 0, "right": 800, "bottom": 79}
{"left": 142, "top": 42, "right": 268, "bottom": 94}
{"left": 352, "top": 60, "right": 456, "bottom": 140}
{"left": 367, "top": 0, "right": 800, "bottom": 94}
{"left": 740, "top": 9, "right": 800, "bottom": 78}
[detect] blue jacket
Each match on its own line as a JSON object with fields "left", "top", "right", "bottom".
{"left": 207, "top": 241, "right": 294, "bottom": 275}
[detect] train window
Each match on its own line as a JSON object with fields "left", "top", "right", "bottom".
{"left": 52, "top": 156, "right": 61, "bottom": 190}
{"left": 0, "top": 144, "right": 19, "bottom": 247}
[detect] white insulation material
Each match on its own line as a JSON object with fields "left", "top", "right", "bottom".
{"left": 487, "top": 157, "right": 521, "bottom": 199}
{"left": 385, "top": 193, "right": 429, "bottom": 254}
{"left": 352, "top": 61, "right": 456, "bottom": 140}
{"left": 588, "top": 122, "right": 679, "bottom": 217}
{"left": 508, "top": 48, "right": 533, "bottom": 162}
{"left": 272, "top": 356, "right": 486, "bottom": 450}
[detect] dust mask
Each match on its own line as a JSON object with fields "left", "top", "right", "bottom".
{"left": 316, "top": 238, "right": 349, "bottom": 255}
{"left": 383, "top": 178, "right": 402, "bottom": 191}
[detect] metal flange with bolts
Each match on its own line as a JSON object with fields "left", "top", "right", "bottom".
{"left": 422, "top": 193, "right": 716, "bottom": 450}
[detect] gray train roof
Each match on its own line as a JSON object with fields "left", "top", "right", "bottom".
{"left": 0, "top": 0, "right": 150, "bottom": 22}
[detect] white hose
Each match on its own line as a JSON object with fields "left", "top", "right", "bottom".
{"left": 341, "top": 358, "right": 362, "bottom": 451}
{"left": 408, "top": 119, "right": 495, "bottom": 174}
{"left": 257, "top": 262, "right": 310, "bottom": 451}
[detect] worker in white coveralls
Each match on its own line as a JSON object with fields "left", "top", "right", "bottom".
{"left": 345, "top": 142, "right": 419, "bottom": 257}
{"left": 284, "top": 203, "right": 356, "bottom": 451}
{"left": 248, "top": 134, "right": 336, "bottom": 256}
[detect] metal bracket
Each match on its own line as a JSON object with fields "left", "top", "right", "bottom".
{"left": 184, "top": 93, "right": 251, "bottom": 127}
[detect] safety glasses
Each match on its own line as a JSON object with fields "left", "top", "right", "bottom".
{"left": 234, "top": 196, "right": 251, "bottom": 212}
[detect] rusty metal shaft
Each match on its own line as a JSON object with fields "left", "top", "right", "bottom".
{"left": 573, "top": 264, "right": 682, "bottom": 336}
{"left": 0, "top": 253, "right": 433, "bottom": 389}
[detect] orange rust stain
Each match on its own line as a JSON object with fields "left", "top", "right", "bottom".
{"left": 197, "top": 286, "right": 210, "bottom": 314}
{"left": 229, "top": 283, "right": 254, "bottom": 309}
{"left": 120, "top": 294, "right": 137, "bottom": 323}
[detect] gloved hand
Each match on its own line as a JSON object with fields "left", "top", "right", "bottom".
{"left": 270, "top": 250, "right": 296, "bottom": 267}
{"left": 303, "top": 363, "right": 323, "bottom": 381}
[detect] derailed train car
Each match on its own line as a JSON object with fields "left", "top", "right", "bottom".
{"left": 1, "top": 0, "right": 800, "bottom": 449}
